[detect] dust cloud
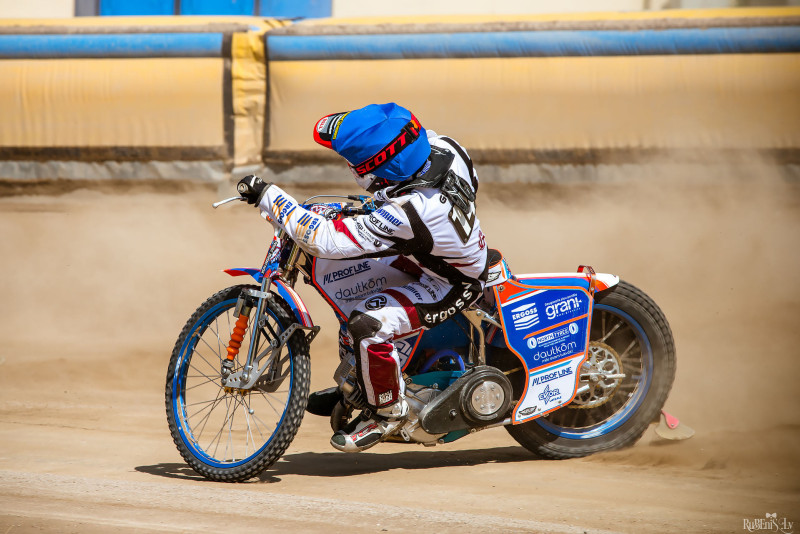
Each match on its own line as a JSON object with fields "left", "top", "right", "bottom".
{"left": 0, "top": 157, "right": 798, "bottom": 529}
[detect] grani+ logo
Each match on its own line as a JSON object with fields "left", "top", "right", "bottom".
{"left": 544, "top": 294, "right": 582, "bottom": 321}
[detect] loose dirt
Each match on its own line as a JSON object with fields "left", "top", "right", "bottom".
{"left": 1, "top": 166, "right": 798, "bottom": 533}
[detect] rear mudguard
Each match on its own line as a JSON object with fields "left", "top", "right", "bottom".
{"left": 488, "top": 271, "right": 618, "bottom": 347}
{"left": 515, "top": 272, "right": 619, "bottom": 293}
{"left": 224, "top": 268, "right": 313, "bottom": 327}
{"left": 489, "top": 271, "right": 619, "bottom": 424}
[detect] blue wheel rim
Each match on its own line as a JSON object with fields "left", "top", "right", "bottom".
{"left": 536, "top": 304, "right": 653, "bottom": 439}
{"left": 171, "top": 298, "right": 293, "bottom": 468}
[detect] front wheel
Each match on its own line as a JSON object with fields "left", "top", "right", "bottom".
{"left": 506, "top": 280, "right": 675, "bottom": 459}
{"left": 165, "top": 285, "right": 310, "bottom": 482}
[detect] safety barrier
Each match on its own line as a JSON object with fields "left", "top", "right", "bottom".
{"left": 0, "top": 16, "right": 284, "bottom": 180}
{"left": 0, "top": 8, "right": 798, "bottom": 181}
{"left": 263, "top": 8, "right": 800, "bottom": 168}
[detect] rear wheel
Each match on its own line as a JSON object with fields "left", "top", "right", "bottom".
{"left": 506, "top": 280, "right": 675, "bottom": 459}
{"left": 165, "top": 285, "right": 310, "bottom": 481}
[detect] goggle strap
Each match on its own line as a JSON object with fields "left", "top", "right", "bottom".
{"left": 350, "top": 116, "right": 421, "bottom": 177}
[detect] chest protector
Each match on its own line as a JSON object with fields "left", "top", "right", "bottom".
{"left": 387, "top": 147, "right": 477, "bottom": 244}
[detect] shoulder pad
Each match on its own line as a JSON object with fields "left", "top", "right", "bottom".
{"left": 386, "top": 147, "right": 455, "bottom": 198}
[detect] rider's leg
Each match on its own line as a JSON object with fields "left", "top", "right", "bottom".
{"left": 330, "top": 279, "right": 452, "bottom": 452}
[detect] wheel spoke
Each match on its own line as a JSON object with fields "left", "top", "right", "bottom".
{"left": 197, "top": 335, "right": 226, "bottom": 367}
{"left": 253, "top": 389, "right": 285, "bottom": 417}
{"left": 170, "top": 294, "right": 305, "bottom": 474}
{"left": 226, "top": 396, "right": 242, "bottom": 462}
{"left": 249, "top": 410, "right": 276, "bottom": 437}
{"left": 185, "top": 396, "right": 223, "bottom": 409}
{"left": 618, "top": 338, "right": 638, "bottom": 360}
{"left": 213, "top": 314, "right": 224, "bottom": 363}
{"left": 240, "top": 398, "right": 258, "bottom": 458}
{"left": 597, "top": 319, "right": 623, "bottom": 344}
{"left": 552, "top": 306, "right": 652, "bottom": 430}
{"left": 190, "top": 390, "right": 225, "bottom": 440}
{"left": 209, "top": 395, "right": 235, "bottom": 459}
{"left": 188, "top": 362, "right": 218, "bottom": 383}
{"left": 243, "top": 396, "right": 268, "bottom": 442}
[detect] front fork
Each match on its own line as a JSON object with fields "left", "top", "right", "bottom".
{"left": 242, "top": 276, "right": 273, "bottom": 384}
{"left": 221, "top": 275, "right": 319, "bottom": 391}
{"left": 220, "top": 263, "right": 276, "bottom": 382}
{"left": 220, "top": 299, "right": 252, "bottom": 379}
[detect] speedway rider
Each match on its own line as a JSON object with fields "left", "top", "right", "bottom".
{"left": 237, "top": 103, "right": 488, "bottom": 452}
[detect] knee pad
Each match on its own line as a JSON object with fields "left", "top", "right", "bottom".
{"left": 347, "top": 310, "right": 383, "bottom": 346}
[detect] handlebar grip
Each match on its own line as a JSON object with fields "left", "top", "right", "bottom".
{"left": 342, "top": 207, "right": 367, "bottom": 216}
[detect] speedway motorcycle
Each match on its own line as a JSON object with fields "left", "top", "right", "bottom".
{"left": 165, "top": 194, "right": 677, "bottom": 482}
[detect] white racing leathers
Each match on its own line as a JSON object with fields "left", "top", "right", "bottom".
{"left": 258, "top": 136, "right": 488, "bottom": 409}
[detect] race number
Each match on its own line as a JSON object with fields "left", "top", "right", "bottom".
{"left": 448, "top": 200, "right": 476, "bottom": 244}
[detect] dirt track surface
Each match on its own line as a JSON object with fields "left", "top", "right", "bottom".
{"left": 1, "top": 169, "right": 799, "bottom": 533}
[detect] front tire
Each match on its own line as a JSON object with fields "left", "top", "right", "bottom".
{"left": 506, "top": 280, "right": 675, "bottom": 459}
{"left": 165, "top": 285, "right": 310, "bottom": 481}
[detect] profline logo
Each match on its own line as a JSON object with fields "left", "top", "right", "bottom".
{"left": 531, "top": 365, "right": 573, "bottom": 386}
{"left": 511, "top": 302, "right": 540, "bottom": 330}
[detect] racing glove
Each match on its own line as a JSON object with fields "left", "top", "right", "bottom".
{"left": 236, "top": 175, "right": 272, "bottom": 206}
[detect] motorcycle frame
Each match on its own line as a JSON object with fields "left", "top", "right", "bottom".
{"left": 220, "top": 197, "right": 622, "bottom": 428}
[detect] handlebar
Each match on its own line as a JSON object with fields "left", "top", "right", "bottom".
{"left": 212, "top": 193, "right": 375, "bottom": 215}
{"left": 212, "top": 196, "right": 245, "bottom": 209}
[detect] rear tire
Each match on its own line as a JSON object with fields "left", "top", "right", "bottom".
{"left": 506, "top": 280, "right": 675, "bottom": 459}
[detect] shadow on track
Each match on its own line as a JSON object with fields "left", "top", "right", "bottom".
{"left": 135, "top": 462, "right": 210, "bottom": 481}
{"left": 135, "top": 445, "right": 538, "bottom": 483}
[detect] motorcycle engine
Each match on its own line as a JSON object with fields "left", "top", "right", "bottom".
{"left": 418, "top": 366, "right": 513, "bottom": 434}
{"left": 401, "top": 382, "right": 447, "bottom": 445}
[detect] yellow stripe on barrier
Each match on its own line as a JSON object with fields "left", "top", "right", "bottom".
{"left": 232, "top": 31, "right": 267, "bottom": 166}
{"left": 0, "top": 16, "right": 290, "bottom": 31}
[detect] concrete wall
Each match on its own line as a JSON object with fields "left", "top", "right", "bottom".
{"left": 0, "top": 0, "right": 73, "bottom": 18}
{"left": 331, "top": 0, "right": 652, "bottom": 17}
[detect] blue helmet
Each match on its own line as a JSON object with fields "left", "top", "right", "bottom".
{"left": 313, "top": 103, "right": 431, "bottom": 189}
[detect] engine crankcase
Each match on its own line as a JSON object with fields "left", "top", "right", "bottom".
{"left": 418, "top": 366, "right": 512, "bottom": 434}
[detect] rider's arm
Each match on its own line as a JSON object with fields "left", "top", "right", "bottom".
{"left": 257, "top": 185, "right": 413, "bottom": 259}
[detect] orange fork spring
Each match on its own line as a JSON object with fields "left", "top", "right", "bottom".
{"left": 226, "top": 314, "right": 250, "bottom": 361}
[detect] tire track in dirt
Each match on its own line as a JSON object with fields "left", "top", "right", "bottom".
{"left": 0, "top": 470, "right": 614, "bottom": 534}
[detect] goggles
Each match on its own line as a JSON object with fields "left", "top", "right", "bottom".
{"left": 348, "top": 116, "right": 421, "bottom": 178}
{"left": 349, "top": 166, "right": 392, "bottom": 194}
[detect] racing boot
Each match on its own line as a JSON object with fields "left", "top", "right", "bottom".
{"left": 306, "top": 386, "right": 343, "bottom": 417}
{"left": 330, "top": 398, "right": 409, "bottom": 453}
